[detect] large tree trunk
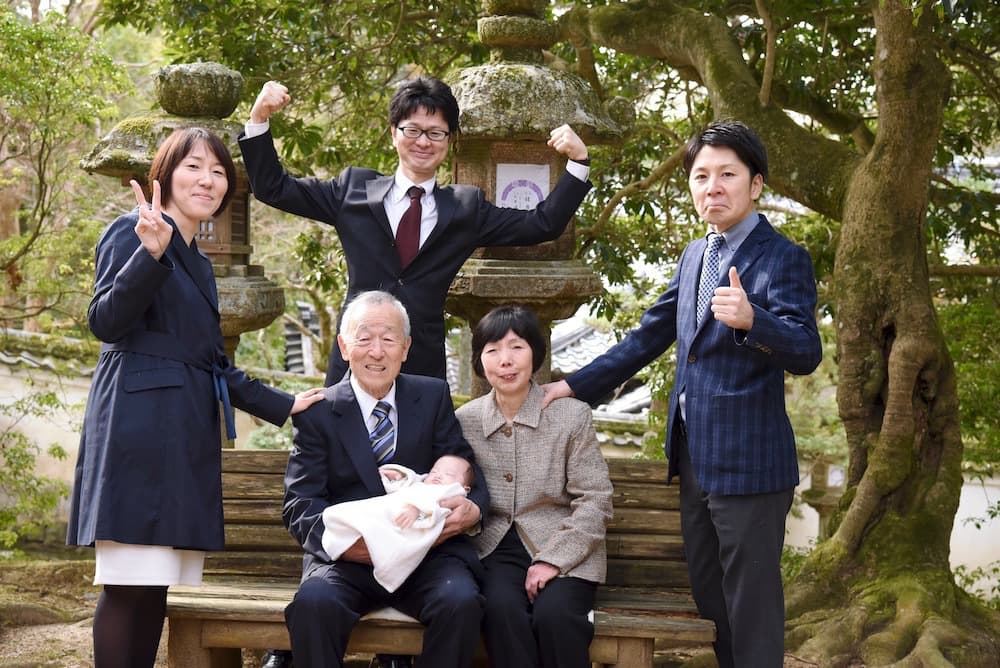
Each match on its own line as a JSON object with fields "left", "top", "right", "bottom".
{"left": 784, "top": 4, "right": 998, "bottom": 665}
{"left": 564, "top": 0, "right": 1000, "bottom": 664}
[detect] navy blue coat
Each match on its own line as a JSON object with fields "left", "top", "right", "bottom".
{"left": 239, "top": 130, "right": 592, "bottom": 384}
{"left": 67, "top": 211, "right": 294, "bottom": 551}
{"left": 285, "top": 373, "right": 487, "bottom": 580}
{"left": 568, "top": 215, "right": 822, "bottom": 496}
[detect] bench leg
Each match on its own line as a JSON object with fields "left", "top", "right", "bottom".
{"left": 168, "top": 618, "right": 241, "bottom": 668}
{"left": 605, "top": 637, "right": 654, "bottom": 668}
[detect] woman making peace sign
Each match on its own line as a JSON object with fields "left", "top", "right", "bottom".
{"left": 67, "top": 127, "right": 322, "bottom": 667}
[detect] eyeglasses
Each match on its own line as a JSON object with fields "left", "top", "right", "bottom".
{"left": 396, "top": 126, "right": 450, "bottom": 142}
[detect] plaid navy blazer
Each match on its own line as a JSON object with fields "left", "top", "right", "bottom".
{"left": 568, "top": 215, "right": 821, "bottom": 496}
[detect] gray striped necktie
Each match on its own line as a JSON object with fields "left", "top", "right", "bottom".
{"left": 696, "top": 233, "right": 724, "bottom": 325}
{"left": 369, "top": 401, "right": 395, "bottom": 463}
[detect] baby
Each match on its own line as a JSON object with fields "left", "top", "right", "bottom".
{"left": 381, "top": 454, "right": 474, "bottom": 528}
{"left": 320, "top": 454, "right": 474, "bottom": 591}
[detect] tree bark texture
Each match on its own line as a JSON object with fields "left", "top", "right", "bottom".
{"left": 564, "top": 0, "right": 1000, "bottom": 665}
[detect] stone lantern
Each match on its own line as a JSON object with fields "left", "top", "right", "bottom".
{"left": 80, "top": 62, "right": 285, "bottom": 444}
{"left": 446, "top": 0, "right": 632, "bottom": 396}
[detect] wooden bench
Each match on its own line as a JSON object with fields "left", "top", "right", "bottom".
{"left": 166, "top": 449, "right": 715, "bottom": 667}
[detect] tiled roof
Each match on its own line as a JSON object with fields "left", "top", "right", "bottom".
{"left": 551, "top": 318, "right": 618, "bottom": 375}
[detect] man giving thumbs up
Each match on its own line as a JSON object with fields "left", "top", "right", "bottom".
{"left": 542, "top": 120, "right": 822, "bottom": 668}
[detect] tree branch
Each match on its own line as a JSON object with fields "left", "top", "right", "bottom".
{"left": 563, "top": 1, "right": 858, "bottom": 222}
{"left": 929, "top": 264, "right": 1000, "bottom": 277}
{"left": 579, "top": 145, "right": 687, "bottom": 256}
{"left": 754, "top": 0, "right": 777, "bottom": 107}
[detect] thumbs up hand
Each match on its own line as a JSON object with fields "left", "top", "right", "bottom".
{"left": 712, "top": 266, "right": 754, "bottom": 330}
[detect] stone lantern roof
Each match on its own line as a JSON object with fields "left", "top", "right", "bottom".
{"left": 80, "top": 62, "right": 244, "bottom": 180}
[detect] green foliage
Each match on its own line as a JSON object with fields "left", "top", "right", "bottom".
{"left": 0, "top": 391, "right": 70, "bottom": 548}
{"left": 786, "top": 324, "right": 845, "bottom": 463}
{"left": 233, "top": 315, "right": 289, "bottom": 372}
{"left": 938, "top": 291, "right": 1000, "bottom": 476}
{"left": 782, "top": 542, "right": 815, "bottom": 586}
{"left": 98, "top": 0, "right": 485, "bottom": 175}
{"left": 954, "top": 557, "right": 1000, "bottom": 611}
{"left": 0, "top": 8, "right": 131, "bottom": 333}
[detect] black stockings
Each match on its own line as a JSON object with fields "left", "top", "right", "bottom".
{"left": 93, "top": 584, "right": 167, "bottom": 668}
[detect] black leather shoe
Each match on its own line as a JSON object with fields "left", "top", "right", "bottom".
{"left": 261, "top": 649, "right": 294, "bottom": 668}
{"left": 370, "top": 655, "right": 413, "bottom": 668}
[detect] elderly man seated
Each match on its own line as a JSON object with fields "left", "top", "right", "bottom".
{"left": 279, "top": 290, "right": 488, "bottom": 668}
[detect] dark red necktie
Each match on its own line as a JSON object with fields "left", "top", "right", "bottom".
{"left": 396, "top": 185, "right": 424, "bottom": 269}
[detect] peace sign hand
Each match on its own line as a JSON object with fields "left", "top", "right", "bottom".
{"left": 130, "top": 179, "right": 173, "bottom": 261}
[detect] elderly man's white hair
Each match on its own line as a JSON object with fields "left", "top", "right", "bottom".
{"left": 339, "top": 290, "right": 411, "bottom": 339}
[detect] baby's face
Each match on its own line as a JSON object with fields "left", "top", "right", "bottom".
{"left": 425, "top": 457, "right": 471, "bottom": 487}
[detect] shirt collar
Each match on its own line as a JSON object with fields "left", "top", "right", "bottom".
{"left": 712, "top": 211, "right": 759, "bottom": 252}
{"left": 479, "top": 381, "right": 544, "bottom": 437}
{"left": 349, "top": 374, "right": 398, "bottom": 421}
{"left": 392, "top": 167, "right": 436, "bottom": 204}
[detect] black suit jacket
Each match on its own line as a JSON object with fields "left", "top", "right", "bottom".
{"left": 284, "top": 373, "right": 488, "bottom": 578}
{"left": 239, "top": 130, "right": 592, "bottom": 383}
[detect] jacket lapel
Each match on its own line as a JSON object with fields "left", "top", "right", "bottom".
{"left": 391, "top": 375, "right": 422, "bottom": 463}
{"left": 419, "top": 184, "right": 455, "bottom": 256}
{"left": 330, "top": 380, "right": 384, "bottom": 495}
{"left": 164, "top": 218, "right": 219, "bottom": 317}
{"left": 729, "top": 214, "right": 774, "bottom": 280}
{"left": 365, "top": 175, "right": 395, "bottom": 240}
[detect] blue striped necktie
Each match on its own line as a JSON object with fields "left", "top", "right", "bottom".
{"left": 696, "top": 233, "right": 724, "bottom": 325}
{"left": 369, "top": 400, "right": 395, "bottom": 463}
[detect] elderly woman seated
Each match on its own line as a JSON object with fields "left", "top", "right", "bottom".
{"left": 456, "top": 305, "right": 613, "bottom": 668}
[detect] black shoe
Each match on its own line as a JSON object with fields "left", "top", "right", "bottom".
{"left": 370, "top": 655, "right": 413, "bottom": 668}
{"left": 261, "top": 649, "right": 294, "bottom": 668}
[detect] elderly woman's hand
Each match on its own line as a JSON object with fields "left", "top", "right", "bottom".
{"left": 525, "top": 562, "right": 560, "bottom": 603}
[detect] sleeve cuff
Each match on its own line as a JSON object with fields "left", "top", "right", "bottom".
{"left": 566, "top": 159, "right": 590, "bottom": 182}
{"left": 244, "top": 120, "right": 270, "bottom": 139}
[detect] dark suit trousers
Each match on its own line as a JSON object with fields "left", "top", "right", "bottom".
{"left": 480, "top": 527, "right": 597, "bottom": 668}
{"left": 676, "top": 432, "right": 793, "bottom": 668}
{"left": 285, "top": 553, "right": 483, "bottom": 668}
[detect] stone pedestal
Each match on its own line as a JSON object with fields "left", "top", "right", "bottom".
{"left": 449, "top": 259, "right": 602, "bottom": 396}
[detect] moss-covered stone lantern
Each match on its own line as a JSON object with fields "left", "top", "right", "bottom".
{"left": 446, "top": 0, "right": 632, "bottom": 396}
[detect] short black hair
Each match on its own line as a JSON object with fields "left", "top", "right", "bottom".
{"left": 471, "top": 305, "right": 546, "bottom": 378}
{"left": 148, "top": 127, "right": 237, "bottom": 218}
{"left": 683, "top": 120, "right": 768, "bottom": 182}
{"left": 389, "top": 76, "right": 460, "bottom": 136}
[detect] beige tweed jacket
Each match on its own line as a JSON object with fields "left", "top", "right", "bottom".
{"left": 456, "top": 382, "right": 613, "bottom": 583}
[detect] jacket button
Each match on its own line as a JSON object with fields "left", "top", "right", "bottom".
{"left": 504, "top": 473, "right": 513, "bottom": 482}
{"left": 501, "top": 425, "right": 512, "bottom": 437}
{"left": 688, "top": 354, "right": 697, "bottom": 363}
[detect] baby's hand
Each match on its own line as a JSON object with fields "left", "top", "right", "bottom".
{"left": 394, "top": 505, "right": 421, "bottom": 529}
